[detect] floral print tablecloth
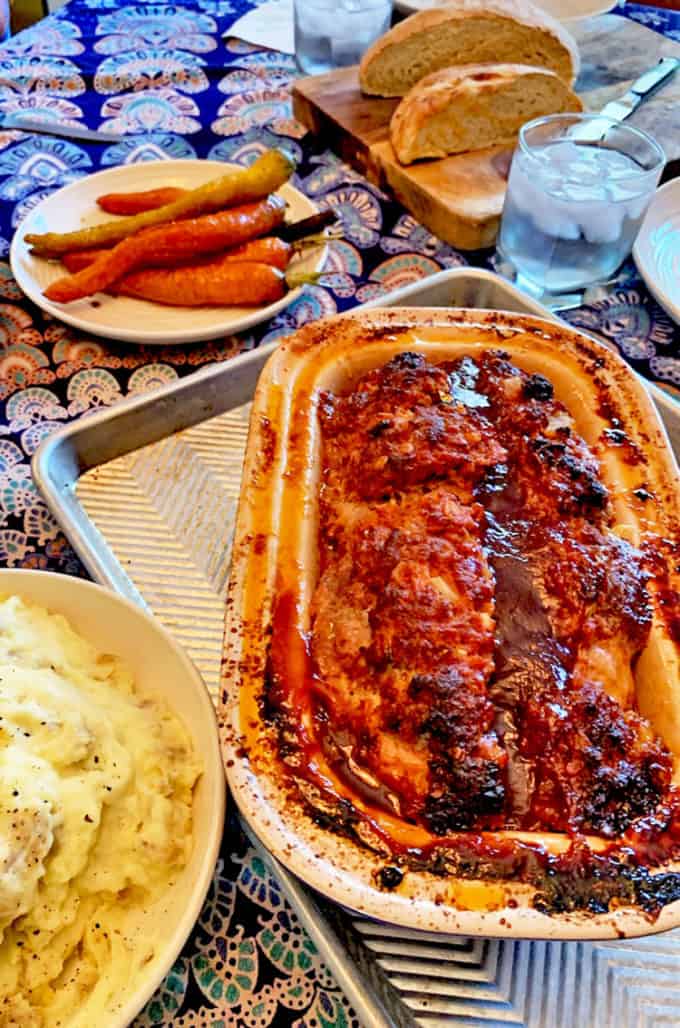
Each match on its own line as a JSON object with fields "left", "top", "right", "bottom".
{"left": 0, "top": 0, "right": 678, "bottom": 1023}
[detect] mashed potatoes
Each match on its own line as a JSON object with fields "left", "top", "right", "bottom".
{"left": 0, "top": 594, "right": 201, "bottom": 1027}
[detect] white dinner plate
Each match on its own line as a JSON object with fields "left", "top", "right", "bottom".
{"left": 10, "top": 159, "right": 324, "bottom": 346}
{"left": 633, "top": 177, "right": 680, "bottom": 326}
{"left": 393, "top": 0, "right": 614, "bottom": 21}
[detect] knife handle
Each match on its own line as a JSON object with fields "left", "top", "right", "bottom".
{"left": 631, "top": 56, "right": 680, "bottom": 100}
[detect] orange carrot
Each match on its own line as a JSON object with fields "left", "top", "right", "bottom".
{"left": 28, "top": 150, "right": 294, "bottom": 256}
{"left": 59, "top": 209, "right": 336, "bottom": 273}
{"left": 62, "top": 247, "right": 111, "bottom": 273}
{"left": 97, "top": 186, "right": 187, "bottom": 215}
{"left": 61, "top": 235, "right": 292, "bottom": 274}
{"left": 198, "top": 235, "right": 291, "bottom": 269}
{"left": 110, "top": 258, "right": 285, "bottom": 307}
{"left": 45, "top": 195, "right": 287, "bottom": 304}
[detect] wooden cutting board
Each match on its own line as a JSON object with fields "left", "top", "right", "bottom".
{"left": 292, "top": 14, "right": 680, "bottom": 250}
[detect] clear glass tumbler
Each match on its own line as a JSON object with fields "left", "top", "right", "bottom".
{"left": 497, "top": 113, "right": 665, "bottom": 295}
{"left": 294, "top": 0, "right": 392, "bottom": 76}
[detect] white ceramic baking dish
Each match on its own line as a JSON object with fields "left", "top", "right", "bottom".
{"left": 221, "top": 308, "right": 679, "bottom": 940}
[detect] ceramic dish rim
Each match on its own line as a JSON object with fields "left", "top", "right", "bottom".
{"left": 0, "top": 568, "right": 226, "bottom": 1027}
{"left": 221, "top": 305, "right": 680, "bottom": 941}
{"left": 633, "top": 175, "right": 680, "bottom": 327}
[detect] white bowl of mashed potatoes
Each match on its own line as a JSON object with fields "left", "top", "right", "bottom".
{"left": 0, "top": 569, "right": 225, "bottom": 1028}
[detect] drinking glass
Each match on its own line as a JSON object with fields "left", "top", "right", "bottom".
{"left": 497, "top": 113, "right": 665, "bottom": 296}
{"left": 294, "top": 0, "right": 392, "bottom": 76}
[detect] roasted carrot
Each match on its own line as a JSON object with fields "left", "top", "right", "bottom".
{"left": 45, "top": 195, "right": 287, "bottom": 304}
{"left": 215, "top": 235, "right": 291, "bottom": 268}
{"left": 110, "top": 258, "right": 286, "bottom": 307}
{"left": 96, "top": 183, "right": 337, "bottom": 235}
{"left": 61, "top": 246, "right": 111, "bottom": 273}
{"left": 61, "top": 235, "right": 292, "bottom": 274}
{"left": 27, "top": 149, "right": 294, "bottom": 256}
{"left": 97, "top": 186, "right": 187, "bottom": 215}
{"left": 58, "top": 210, "right": 338, "bottom": 272}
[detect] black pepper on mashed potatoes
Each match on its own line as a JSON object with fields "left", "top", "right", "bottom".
{"left": 0, "top": 595, "right": 201, "bottom": 1027}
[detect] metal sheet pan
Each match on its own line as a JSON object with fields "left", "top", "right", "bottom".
{"left": 33, "top": 268, "right": 680, "bottom": 1028}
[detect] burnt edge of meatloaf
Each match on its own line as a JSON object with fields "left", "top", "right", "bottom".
{"left": 299, "top": 783, "right": 680, "bottom": 917}
{"left": 291, "top": 771, "right": 680, "bottom": 916}
{"left": 257, "top": 699, "right": 680, "bottom": 919}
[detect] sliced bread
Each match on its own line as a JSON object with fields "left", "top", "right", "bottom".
{"left": 359, "top": 0, "right": 579, "bottom": 98}
{"left": 390, "top": 63, "right": 583, "bottom": 164}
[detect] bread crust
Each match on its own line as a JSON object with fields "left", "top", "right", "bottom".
{"left": 359, "top": 0, "right": 580, "bottom": 96}
{"left": 390, "top": 62, "right": 584, "bottom": 164}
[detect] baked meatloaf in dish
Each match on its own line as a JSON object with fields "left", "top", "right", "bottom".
{"left": 221, "top": 309, "right": 680, "bottom": 938}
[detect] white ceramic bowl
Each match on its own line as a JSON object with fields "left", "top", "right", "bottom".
{"left": 0, "top": 569, "right": 226, "bottom": 1027}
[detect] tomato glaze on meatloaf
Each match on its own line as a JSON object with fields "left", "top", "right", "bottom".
{"left": 297, "top": 350, "right": 671, "bottom": 842}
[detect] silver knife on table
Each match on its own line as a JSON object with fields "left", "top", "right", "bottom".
{"left": 0, "top": 116, "right": 127, "bottom": 144}
{"left": 573, "top": 56, "right": 680, "bottom": 142}
{"left": 598, "top": 56, "right": 680, "bottom": 122}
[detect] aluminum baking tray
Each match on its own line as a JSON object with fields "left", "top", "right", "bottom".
{"left": 33, "top": 268, "right": 680, "bottom": 1028}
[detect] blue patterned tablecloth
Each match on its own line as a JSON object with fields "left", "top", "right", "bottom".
{"left": 0, "top": 1, "right": 678, "bottom": 1024}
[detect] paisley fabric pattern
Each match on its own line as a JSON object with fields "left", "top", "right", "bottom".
{"left": 0, "top": 54, "right": 85, "bottom": 96}
{"left": 100, "top": 87, "right": 203, "bottom": 134}
{"left": 211, "top": 86, "right": 300, "bottom": 136}
{"left": 0, "top": 136, "right": 91, "bottom": 200}
{"left": 0, "top": 1, "right": 677, "bottom": 1025}
{"left": 94, "top": 6, "right": 217, "bottom": 53}
{"left": 0, "top": 93, "right": 84, "bottom": 126}
{"left": 100, "top": 131, "right": 198, "bottom": 162}
{"left": 208, "top": 127, "right": 302, "bottom": 165}
{"left": 2, "top": 20, "right": 84, "bottom": 56}
{"left": 94, "top": 49, "right": 209, "bottom": 93}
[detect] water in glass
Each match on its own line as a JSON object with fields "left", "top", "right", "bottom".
{"left": 498, "top": 119, "right": 664, "bottom": 295}
{"left": 294, "top": 0, "right": 392, "bottom": 75}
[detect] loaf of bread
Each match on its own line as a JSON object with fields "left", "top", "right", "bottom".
{"left": 390, "top": 63, "right": 583, "bottom": 164}
{"left": 359, "top": 0, "right": 580, "bottom": 97}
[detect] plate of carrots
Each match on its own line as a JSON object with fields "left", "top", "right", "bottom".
{"left": 10, "top": 152, "right": 331, "bottom": 345}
